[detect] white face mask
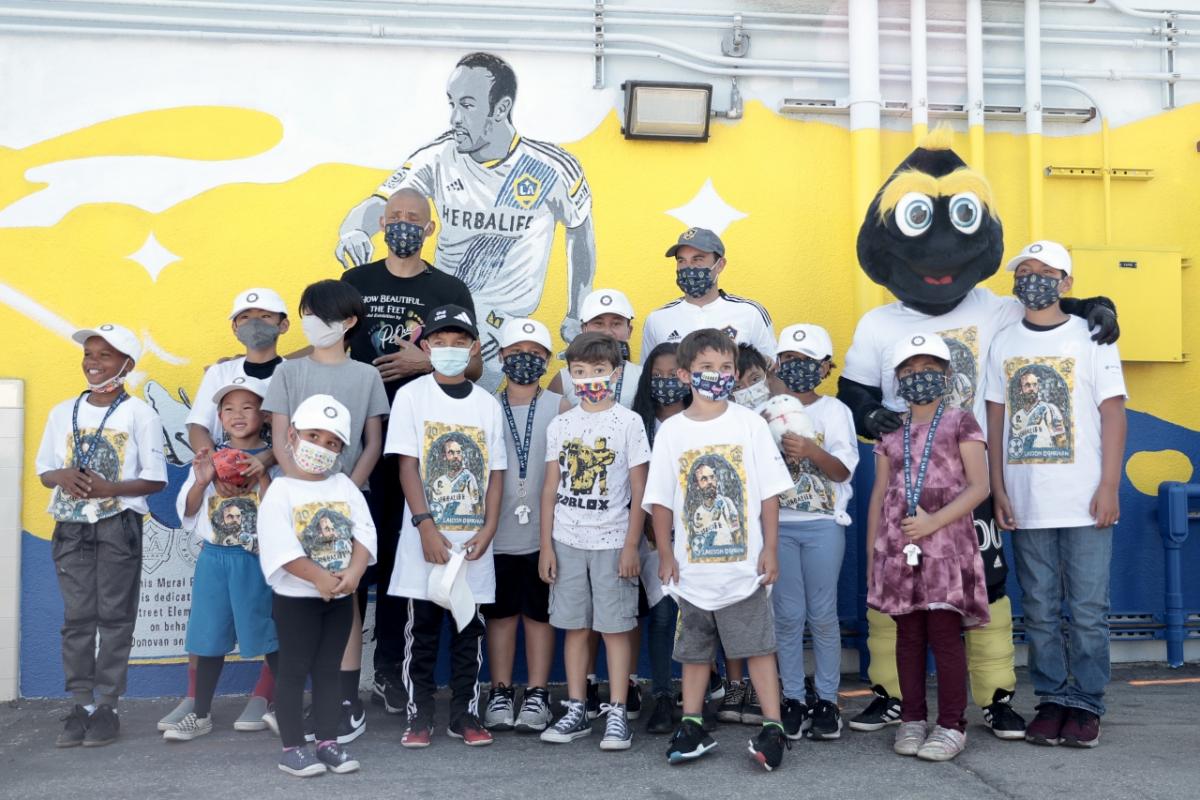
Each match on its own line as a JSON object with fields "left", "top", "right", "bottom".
{"left": 301, "top": 315, "right": 347, "bottom": 349}
{"left": 732, "top": 378, "right": 770, "bottom": 409}
{"left": 292, "top": 438, "right": 338, "bottom": 475}
{"left": 429, "top": 346, "right": 472, "bottom": 377}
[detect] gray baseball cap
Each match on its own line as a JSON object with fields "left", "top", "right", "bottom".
{"left": 665, "top": 227, "right": 725, "bottom": 258}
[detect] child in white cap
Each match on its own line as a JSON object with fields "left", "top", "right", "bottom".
{"left": 36, "top": 324, "right": 167, "bottom": 747}
{"left": 550, "top": 288, "right": 642, "bottom": 409}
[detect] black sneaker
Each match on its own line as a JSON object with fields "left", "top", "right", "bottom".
{"left": 708, "top": 670, "right": 726, "bottom": 701}
{"left": 804, "top": 676, "right": 818, "bottom": 708}
{"left": 809, "top": 699, "right": 843, "bottom": 740}
{"left": 626, "top": 680, "right": 643, "bottom": 721}
{"left": 716, "top": 679, "right": 745, "bottom": 723}
{"left": 371, "top": 675, "right": 406, "bottom": 715}
{"left": 646, "top": 693, "right": 674, "bottom": 734}
{"left": 781, "top": 698, "right": 809, "bottom": 741}
{"left": 337, "top": 700, "right": 366, "bottom": 744}
{"left": 315, "top": 741, "right": 360, "bottom": 773}
{"left": 586, "top": 677, "right": 601, "bottom": 720}
{"left": 740, "top": 681, "right": 763, "bottom": 725}
{"left": 666, "top": 718, "right": 717, "bottom": 764}
{"left": 748, "top": 724, "right": 790, "bottom": 771}
{"left": 56, "top": 705, "right": 89, "bottom": 748}
{"left": 82, "top": 704, "right": 118, "bottom": 747}
{"left": 983, "top": 689, "right": 1027, "bottom": 740}
{"left": 848, "top": 685, "right": 902, "bottom": 732}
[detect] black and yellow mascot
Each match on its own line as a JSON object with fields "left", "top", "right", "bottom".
{"left": 838, "top": 128, "right": 1118, "bottom": 737}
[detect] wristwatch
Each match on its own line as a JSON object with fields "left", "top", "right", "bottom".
{"left": 411, "top": 512, "right": 434, "bottom": 527}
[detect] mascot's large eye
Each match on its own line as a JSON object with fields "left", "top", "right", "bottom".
{"left": 895, "top": 193, "right": 934, "bottom": 237}
{"left": 948, "top": 192, "right": 982, "bottom": 234}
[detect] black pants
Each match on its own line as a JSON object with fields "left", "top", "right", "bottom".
{"left": 401, "top": 598, "right": 485, "bottom": 724}
{"left": 273, "top": 594, "right": 353, "bottom": 747}
{"left": 360, "top": 453, "right": 408, "bottom": 682}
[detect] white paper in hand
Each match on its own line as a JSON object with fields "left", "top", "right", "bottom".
{"left": 427, "top": 547, "right": 476, "bottom": 632}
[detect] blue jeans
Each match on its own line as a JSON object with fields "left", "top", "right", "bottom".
{"left": 648, "top": 595, "right": 678, "bottom": 697}
{"left": 773, "top": 518, "right": 845, "bottom": 703}
{"left": 1012, "top": 525, "right": 1113, "bottom": 716}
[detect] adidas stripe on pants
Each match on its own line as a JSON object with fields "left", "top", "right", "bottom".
{"left": 401, "top": 598, "right": 486, "bottom": 723}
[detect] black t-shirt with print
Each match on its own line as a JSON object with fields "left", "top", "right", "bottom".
{"left": 341, "top": 259, "right": 475, "bottom": 399}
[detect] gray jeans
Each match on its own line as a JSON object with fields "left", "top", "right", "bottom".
{"left": 52, "top": 509, "right": 143, "bottom": 707}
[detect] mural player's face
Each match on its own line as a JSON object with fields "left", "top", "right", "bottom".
{"left": 444, "top": 441, "right": 464, "bottom": 473}
{"left": 1021, "top": 373, "right": 1041, "bottom": 405}
{"left": 697, "top": 466, "right": 717, "bottom": 501}
{"left": 447, "top": 66, "right": 504, "bottom": 154}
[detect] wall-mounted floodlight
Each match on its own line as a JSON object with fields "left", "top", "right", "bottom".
{"left": 622, "top": 81, "right": 713, "bottom": 141}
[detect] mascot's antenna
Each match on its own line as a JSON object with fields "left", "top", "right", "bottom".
{"left": 919, "top": 125, "right": 955, "bottom": 151}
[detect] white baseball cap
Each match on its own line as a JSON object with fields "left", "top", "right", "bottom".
{"left": 890, "top": 332, "right": 951, "bottom": 369}
{"left": 72, "top": 323, "right": 142, "bottom": 363}
{"left": 211, "top": 375, "right": 270, "bottom": 406}
{"left": 291, "top": 394, "right": 352, "bottom": 445}
{"left": 1005, "top": 240, "right": 1073, "bottom": 276}
{"left": 499, "top": 318, "right": 553, "bottom": 352}
{"left": 229, "top": 287, "right": 288, "bottom": 319}
{"left": 580, "top": 289, "right": 635, "bottom": 322}
{"left": 776, "top": 323, "right": 833, "bottom": 361}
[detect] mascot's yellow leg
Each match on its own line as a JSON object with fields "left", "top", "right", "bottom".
{"left": 865, "top": 608, "right": 901, "bottom": 697}
{"left": 965, "top": 595, "right": 1017, "bottom": 708}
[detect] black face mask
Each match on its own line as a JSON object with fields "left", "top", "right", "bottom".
{"left": 676, "top": 267, "right": 715, "bottom": 298}
{"left": 776, "top": 358, "right": 824, "bottom": 393}
{"left": 648, "top": 376, "right": 690, "bottom": 406}
{"left": 1013, "top": 273, "right": 1062, "bottom": 310}
{"left": 501, "top": 352, "right": 548, "bottom": 385}
{"left": 897, "top": 369, "right": 948, "bottom": 405}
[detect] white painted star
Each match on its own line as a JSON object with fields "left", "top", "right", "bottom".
{"left": 666, "top": 178, "right": 748, "bottom": 235}
{"left": 126, "top": 233, "right": 179, "bottom": 282}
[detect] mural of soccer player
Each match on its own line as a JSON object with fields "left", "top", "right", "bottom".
{"left": 335, "top": 52, "right": 596, "bottom": 391}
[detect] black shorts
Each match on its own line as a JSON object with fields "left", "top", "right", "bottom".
{"left": 482, "top": 552, "right": 551, "bottom": 623}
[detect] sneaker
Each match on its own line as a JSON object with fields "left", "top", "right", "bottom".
{"left": 371, "top": 676, "right": 406, "bottom": 716}
{"left": 666, "top": 718, "right": 717, "bottom": 764}
{"left": 585, "top": 677, "right": 601, "bottom": 720}
{"left": 983, "top": 689, "right": 1027, "bottom": 740}
{"left": 448, "top": 712, "right": 494, "bottom": 746}
{"left": 1060, "top": 707, "right": 1101, "bottom": 748}
{"left": 626, "top": 680, "right": 642, "bottom": 721}
{"left": 748, "top": 724, "right": 790, "bottom": 772}
{"left": 674, "top": 670, "right": 725, "bottom": 707}
{"left": 157, "top": 697, "right": 194, "bottom": 732}
{"left": 716, "top": 679, "right": 746, "bottom": 723}
{"left": 262, "top": 709, "right": 279, "bottom": 736}
{"left": 484, "top": 683, "right": 516, "bottom": 731}
{"left": 1025, "top": 703, "right": 1067, "bottom": 746}
{"left": 82, "top": 705, "right": 119, "bottom": 747}
{"left": 336, "top": 700, "right": 366, "bottom": 744}
{"left": 278, "top": 745, "right": 327, "bottom": 777}
{"left": 401, "top": 717, "right": 433, "bottom": 749}
{"left": 515, "top": 687, "right": 552, "bottom": 733}
{"left": 162, "top": 712, "right": 214, "bottom": 742}
{"left": 781, "top": 698, "right": 809, "bottom": 741}
{"left": 809, "top": 699, "right": 843, "bottom": 740}
{"left": 234, "top": 695, "right": 270, "bottom": 732}
{"left": 893, "top": 720, "right": 928, "bottom": 756}
{"left": 646, "top": 693, "right": 675, "bottom": 735}
{"left": 740, "top": 681, "right": 763, "bottom": 725}
{"left": 56, "top": 705, "right": 90, "bottom": 748}
{"left": 540, "top": 699, "right": 592, "bottom": 743}
{"left": 600, "top": 703, "right": 632, "bottom": 751}
{"left": 315, "top": 741, "right": 360, "bottom": 773}
{"left": 849, "top": 685, "right": 902, "bottom": 732}
{"left": 916, "top": 725, "right": 966, "bottom": 762}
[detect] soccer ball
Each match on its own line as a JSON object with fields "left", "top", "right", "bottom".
{"left": 212, "top": 448, "right": 251, "bottom": 488}
{"left": 760, "top": 394, "right": 815, "bottom": 447}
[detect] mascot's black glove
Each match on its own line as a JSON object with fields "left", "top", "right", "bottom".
{"left": 1062, "top": 296, "right": 1119, "bottom": 345}
{"left": 865, "top": 406, "right": 903, "bottom": 438}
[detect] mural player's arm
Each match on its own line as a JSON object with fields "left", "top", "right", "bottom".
{"left": 561, "top": 217, "right": 597, "bottom": 343}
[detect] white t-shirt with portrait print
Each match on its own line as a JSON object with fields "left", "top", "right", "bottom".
{"left": 384, "top": 374, "right": 508, "bottom": 603}
{"left": 257, "top": 473, "right": 377, "bottom": 599}
{"left": 778, "top": 395, "right": 860, "bottom": 527}
{"left": 642, "top": 402, "right": 793, "bottom": 611}
{"left": 546, "top": 403, "right": 651, "bottom": 550}
{"left": 985, "top": 316, "right": 1127, "bottom": 529}
{"left": 175, "top": 453, "right": 282, "bottom": 550}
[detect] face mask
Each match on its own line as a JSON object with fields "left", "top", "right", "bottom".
{"left": 618, "top": 341, "right": 631, "bottom": 362}
{"left": 292, "top": 438, "right": 338, "bottom": 475}
{"left": 777, "top": 358, "right": 824, "bottom": 393}
{"left": 429, "top": 346, "right": 472, "bottom": 377}
{"left": 676, "top": 267, "right": 715, "bottom": 298}
{"left": 1014, "top": 273, "right": 1062, "bottom": 310}
{"left": 691, "top": 370, "right": 737, "bottom": 401}
{"left": 573, "top": 373, "right": 615, "bottom": 404}
{"left": 897, "top": 369, "right": 949, "bottom": 405}
{"left": 235, "top": 318, "right": 281, "bottom": 350}
{"left": 301, "top": 315, "right": 347, "bottom": 349}
{"left": 86, "top": 358, "right": 131, "bottom": 394}
{"left": 649, "top": 376, "right": 689, "bottom": 406}
{"left": 384, "top": 220, "right": 426, "bottom": 258}
{"left": 732, "top": 378, "right": 770, "bottom": 409}
{"left": 502, "top": 352, "right": 547, "bottom": 385}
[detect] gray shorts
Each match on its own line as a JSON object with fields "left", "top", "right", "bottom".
{"left": 549, "top": 541, "right": 638, "bottom": 634}
{"left": 673, "top": 587, "right": 776, "bottom": 662}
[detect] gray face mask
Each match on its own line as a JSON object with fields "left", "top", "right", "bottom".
{"left": 235, "top": 318, "right": 281, "bottom": 350}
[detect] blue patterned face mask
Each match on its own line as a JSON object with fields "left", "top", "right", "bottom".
{"left": 384, "top": 220, "right": 426, "bottom": 258}
{"left": 777, "top": 358, "right": 823, "bottom": 393}
{"left": 1014, "top": 273, "right": 1062, "bottom": 310}
{"left": 649, "top": 376, "right": 690, "bottom": 406}
{"left": 897, "top": 369, "right": 948, "bottom": 405}
{"left": 501, "top": 352, "right": 547, "bottom": 385}
{"left": 676, "top": 267, "right": 715, "bottom": 298}
{"left": 691, "top": 370, "right": 737, "bottom": 401}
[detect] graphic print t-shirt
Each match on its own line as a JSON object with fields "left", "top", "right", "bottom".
{"left": 642, "top": 403, "right": 792, "bottom": 611}
{"left": 384, "top": 374, "right": 507, "bottom": 603}
{"left": 36, "top": 394, "right": 167, "bottom": 521}
{"left": 175, "top": 455, "right": 281, "bottom": 551}
{"left": 186, "top": 356, "right": 280, "bottom": 443}
{"left": 778, "top": 395, "right": 860, "bottom": 526}
{"left": 257, "top": 473, "right": 378, "bottom": 599}
{"left": 546, "top": 404, "right": 651, "bottom": 550}
{"left": 985, "top": 316, "right": 1127, "bottom": 528}
{"left": 342, "top": 260, "right": 476, "bottom": 400}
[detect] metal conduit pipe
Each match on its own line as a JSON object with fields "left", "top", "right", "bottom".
{"left": 911, "top": 0, "right": 929, "bottom": 143}
{"left": 1025, "top": 0, "right": 1044, "bottom": 241}
{"left": 967, "top": 0, "right": 986, "bottom": 169}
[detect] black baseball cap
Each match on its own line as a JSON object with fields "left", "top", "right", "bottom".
{"left": 421, "top": 304, "right": 479, "bottom": 341}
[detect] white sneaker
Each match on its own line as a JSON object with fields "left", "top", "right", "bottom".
{"left": 893, "top": 720, "right": 928, "bottom": 756}
{"left": 515, "top": 687, "right": 552, "bottom": 733}
{"left": 484, "top": 684, "right": 516, "bottom": 731}
{"left": 234, "top": 696, "right": 270, "bottom": 732}
{"left": 162, "top": 712, "right": 213, "bottom": 742}
{"left": 262, "top": 709, "right": 279, "bottom": 736}
{"left": 157, "top": 697, "right": 194, "bottom": 732}
{"left": 916, "top": 725, "right": 966, "bottom": 761}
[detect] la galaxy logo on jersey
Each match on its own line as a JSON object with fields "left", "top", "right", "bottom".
{"left": 497, "top": 155, "right": 556, "bottom": 211}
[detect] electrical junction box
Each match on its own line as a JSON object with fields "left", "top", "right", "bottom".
{"left": 1067, "top": 246, "right": 1184, "bottom": 362}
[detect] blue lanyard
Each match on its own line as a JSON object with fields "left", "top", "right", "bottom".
{"left": 902, "top": 400, "right": 945, "bottom": 518}
{"left": 500, "top": 388, "right": 540, "bottom": 481}
{"left": 71, "top": 391, "right": 127, "bottom": 471}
